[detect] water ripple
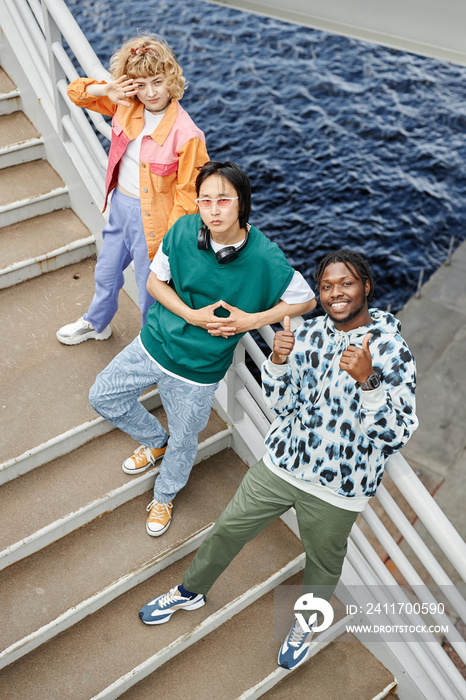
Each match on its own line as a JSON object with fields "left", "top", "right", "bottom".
{"left": 64, "top": 0, "right": 466, "bottom": 312}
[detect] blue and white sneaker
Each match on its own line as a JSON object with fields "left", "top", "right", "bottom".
{"left": 278, "top": 618, "right": 314, "bottom": 670}
{"left": 139, "top": 585, "right": 206, "bottom": 625}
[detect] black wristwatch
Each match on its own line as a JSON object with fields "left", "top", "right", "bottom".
{"left": 357, "top": 373, "right": 381, "bottom": 391}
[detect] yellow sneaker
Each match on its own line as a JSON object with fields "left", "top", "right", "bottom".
{"left": 146, "top": 499, "right": 173, "bottom": 537}
{"left": 122, "top": 443, "right": 167, "bottom": 475}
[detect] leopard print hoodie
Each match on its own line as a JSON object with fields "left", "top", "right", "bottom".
{"left": 261, "top": 309, "right": 418, "bottom": 502}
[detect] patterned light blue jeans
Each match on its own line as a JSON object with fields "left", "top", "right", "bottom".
{"left": 89, "top": 337, "right": 218, "bottom": 503}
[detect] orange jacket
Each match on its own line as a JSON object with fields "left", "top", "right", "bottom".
{"left": 67, "top": 78, "right": 208, "bottom": 259}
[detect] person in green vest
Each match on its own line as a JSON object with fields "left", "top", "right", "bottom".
{"left": 89, "top": 161, "right": 316, "bottom": 535}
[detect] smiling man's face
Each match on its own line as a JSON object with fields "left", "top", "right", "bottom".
{"left": 319, "top": 262, "right": 372, "bottom": 331}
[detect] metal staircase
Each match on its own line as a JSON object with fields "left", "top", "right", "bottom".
{"left": 0, "top": 1, "right": 465, "bottom": 698}
{"left": 0, "top": 47, "right": 396, "bottom": 700}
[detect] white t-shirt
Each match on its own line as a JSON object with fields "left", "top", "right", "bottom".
{"left": 117, "top": 109, "right": 164, "bottom": 196}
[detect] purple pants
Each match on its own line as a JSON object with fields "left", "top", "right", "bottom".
{"left": 84, "top": 188, "right": 156, "bottom": 332}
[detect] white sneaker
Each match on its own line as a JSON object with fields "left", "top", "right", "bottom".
{"left": 56, "top": 317, "right": 112, "bottom": 345}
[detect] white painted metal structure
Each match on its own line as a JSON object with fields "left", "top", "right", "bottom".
{"left": 0, "top": 1, "right": 465, "bottom": 698}
{"left": 207, "top": 0, "right": 466, "bottom": 66}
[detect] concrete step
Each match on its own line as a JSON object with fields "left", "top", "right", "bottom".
{"left": 0, "top": 67, "right": 20, "bottom": 115}
{"left": 0, "top": 208, "right": 96, "bottom": 289}
{"left": 0, "top": 159, "right": 69, "bottom": 226}
{"left": 0, "top": 405, "right": 229, "bottom": 569}
{"left": 261, "top": 633, "right": 396, "bottom": 700}
{"left": 0, "top": 449, "right": 245, "bottom": 669}
{"left": 120, "top": 585, "right": 396, "bottom": 700}
{"left": 0, "top": 466, "right": 305, "bottom": 697}
{"left": 0, "top": 209, "right": 92, "bottom": 271}
{"left": 0, "top": 258, "right": 142, "bottom": 466}
{"left": 0, "top": 110, "right": 44, "bottom": 168}
{"left": 262, "top": 636, "right": 396, "bottom": 700}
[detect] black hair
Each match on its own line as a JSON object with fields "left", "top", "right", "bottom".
{"left": 195, "top": 161, "right": 251, "bottom": 230}
{"left": 314, "top": 249, "right": 374, "bottom": 301}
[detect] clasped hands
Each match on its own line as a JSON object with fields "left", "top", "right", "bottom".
{"left": 190, "top": 300, "right": 258, "bottom": 338}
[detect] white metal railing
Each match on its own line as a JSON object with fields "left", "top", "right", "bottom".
{"left": 344, "top": 539, "right": 464, "bottom": 700}
{"left": 360, "top": 504, "right": 466, "bottom": 664}
{"left": 2, "top": 0, "right": 111, "bottom": 199}
{"left": 2, "top": 0, "right": 465, "bottom": 696}
{"left": 230, "top": 325, "right": 466, "bottom": 699}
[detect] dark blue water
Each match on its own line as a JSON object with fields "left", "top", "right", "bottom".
{"left": 64, "top": 0, "right": 466, "bottom": 312}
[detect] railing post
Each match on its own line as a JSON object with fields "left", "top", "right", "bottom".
{"left": 41, "top": 0, "right": 67, "bottom": 138}
{"left": 225, "top": 343, "right": 246, "bottom": 424}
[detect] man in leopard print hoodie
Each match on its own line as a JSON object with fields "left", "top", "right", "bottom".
{"left": 263, "top": 255, "right": 417, "bottom": 506}
{"left": 138, "top": 250, "right": 418, "bottom": 672}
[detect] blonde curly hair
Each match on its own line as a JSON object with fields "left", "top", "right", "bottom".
{"left": 109, "top": 35, "right": 185, "bottom": 100}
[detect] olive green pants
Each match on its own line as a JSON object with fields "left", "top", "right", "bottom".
{"left": 183, "top": 459, "right": 359, "bottom": 600}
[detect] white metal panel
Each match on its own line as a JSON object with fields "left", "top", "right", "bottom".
{"left": 208, "top": 0, "right": 466, "bottom": 64}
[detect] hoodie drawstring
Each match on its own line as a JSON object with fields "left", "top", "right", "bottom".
{"left": 313, "top": 331, "right": 349, "bottom": 405}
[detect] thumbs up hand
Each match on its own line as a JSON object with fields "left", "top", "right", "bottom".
{"left": 272, "top": 316, "right": 295, "bottom": 365}
{"left": 339, "top": 332, "right": 374, "bottom": 382}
